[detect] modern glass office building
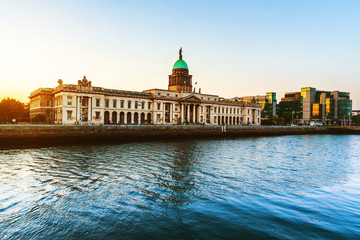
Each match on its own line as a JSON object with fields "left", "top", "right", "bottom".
{"left": 279, "top": 87, "right": 352, "bottom": 125}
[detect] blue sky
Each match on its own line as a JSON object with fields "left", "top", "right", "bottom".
{"left": 0, "top": 0, "right": 359, "bottom": 108}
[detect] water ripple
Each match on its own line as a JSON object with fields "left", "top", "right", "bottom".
{"left": 0, "top": 135, "right": 360, "bottom": 239}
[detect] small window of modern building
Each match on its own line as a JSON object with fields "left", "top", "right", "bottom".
{"left": 67, "top": 111, "right": 72, "bottom": 120}
{"left": 105, "top": 100, "right": 109, "bottom": 108}
{"left": 95, "top": 112, "right": 100, "bottom": 120}
{"left": 113, "top": 100, "right": 117, "bottom": 108}
{"left": 67, "top": 97, "right": 72, "bottom": 105}
{"left": 96, "top": 99, "right": 100, "bottom": 107}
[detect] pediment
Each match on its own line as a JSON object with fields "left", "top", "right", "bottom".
{"left": 180, "top": 94, "right": 202, "bottom": 102}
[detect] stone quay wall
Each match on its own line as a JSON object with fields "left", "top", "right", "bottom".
{"left": 0, "top": 125, "right": 358, "bottom": 148}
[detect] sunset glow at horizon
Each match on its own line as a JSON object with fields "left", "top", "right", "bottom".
{"left": 1, "top": 1, "right": 359, "bottom": 109}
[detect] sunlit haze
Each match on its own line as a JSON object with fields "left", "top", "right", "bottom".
{"left": 0, "top": 0, "right": 359, "bottom": 109}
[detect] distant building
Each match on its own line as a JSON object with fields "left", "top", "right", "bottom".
{"left": 29, "top": 49, "right": 261, "bottom": 126}
{"left": 279, "top": 87, "right": 352, "bottom": 125}
{"left": 352, "top": 110, "right": 360, "bottom": 116}
{"left": 230, "top": 92, "right": 277, "bottom": 119}
{"left": 29, "top": 88, "right": 54, "bottom": 121}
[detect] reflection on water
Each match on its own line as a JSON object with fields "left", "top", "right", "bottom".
{"left": 0, "top": 135, "right": 360, "bottom": 239}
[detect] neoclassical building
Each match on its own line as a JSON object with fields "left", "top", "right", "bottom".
{"left": 29, "top": 49, "right": 261, "bottom": 125}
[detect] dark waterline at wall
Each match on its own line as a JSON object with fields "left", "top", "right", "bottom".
{"left": 0, "top": 135, "right": 360, "bottom": 239}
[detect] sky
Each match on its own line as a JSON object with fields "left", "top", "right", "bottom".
{"left": 0, "top": 0, "right": 359, "bottom": 109}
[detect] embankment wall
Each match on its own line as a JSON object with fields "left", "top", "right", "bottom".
{"left": 0, "top": 125, "right": 358, "bottom": 148}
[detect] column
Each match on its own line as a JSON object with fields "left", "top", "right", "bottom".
{"left": 192, "top": 105, "right": 195, "bottom": 123}
{"left": 76, "top": 96, "right": 80, "bottom": 121}
{"left": 181, "top": 104, "right": 184, "bottom": 123}
{"left": 88, "top": 97, "right": 92, "bottom": 122}
{"left": 163, "top": 103, "right": 166, "bottom": 124}
{"left": 170, "top": 103, "right": 173, "bottom": 124}
{"left": 197, "top": 105, "right": 200, "bottom": 123}
{"left": 187, "top": 105, "right": 190, "bottom": 122}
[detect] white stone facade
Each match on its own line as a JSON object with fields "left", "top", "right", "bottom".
{"left": 49, "top": 79, "right": 261, "bottom": 126}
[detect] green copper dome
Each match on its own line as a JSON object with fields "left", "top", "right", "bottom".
{"left": 173, "top": 59, "right": 188, "bottom": 69}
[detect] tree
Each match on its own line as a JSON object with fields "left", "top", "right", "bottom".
{"left": 352, "top": 115, "right": 360, "bottom": 126}
{"left": 0, "top": 98, "right": 29, "bottom": 123}
{"left": 32, "top": 114, "right": 46, "bottom": 123}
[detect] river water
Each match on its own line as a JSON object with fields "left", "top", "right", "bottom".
{"left": 0, "top": 135, "right": 359, "bottom": 239}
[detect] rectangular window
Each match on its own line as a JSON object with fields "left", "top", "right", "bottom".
{"left": 148, "top": 102, "right": 151, "bottom": 109}
{"left": 67, "top": 111, "right": 72, "bottom": 120}
{"left": 128, "top": 101, "right": 131, "bottom": 109}
{"left": 105, "top": 100, "right": 109, "bottom": 108}
{"left": 95, "top": 112, "right": 100, "bottom": 120}
{"left": 82, "top": 99, "right": 86, "bottom": 107}
{"left": 96, "top": 99, "right": 100, "bottom": 107}
{"left": 47, "top": 100, "right": 50, "bottom": 107}
{"left": 157, "top": 114, "right": 161, "bottom": 121}
{"left": 113, "top": 100, "right": 116, "bottom": 108}
{"left": 67, "top": 97, "right": 72, "bottom": 105}
{"left": 157, "top": 103, "right": 161, "bottom": 110}
{"left": 120, "top": 101, "right": 124, "bottom": 108}
{"left": 135, "top": 102, "right": 138, "bottom": 109}
{"left": 141, "top": 102, "right": 144, "bottom": 109}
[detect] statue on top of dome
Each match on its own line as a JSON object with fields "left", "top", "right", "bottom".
{"left": 179, "top": 47, "right": 182, "bottom": 60}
